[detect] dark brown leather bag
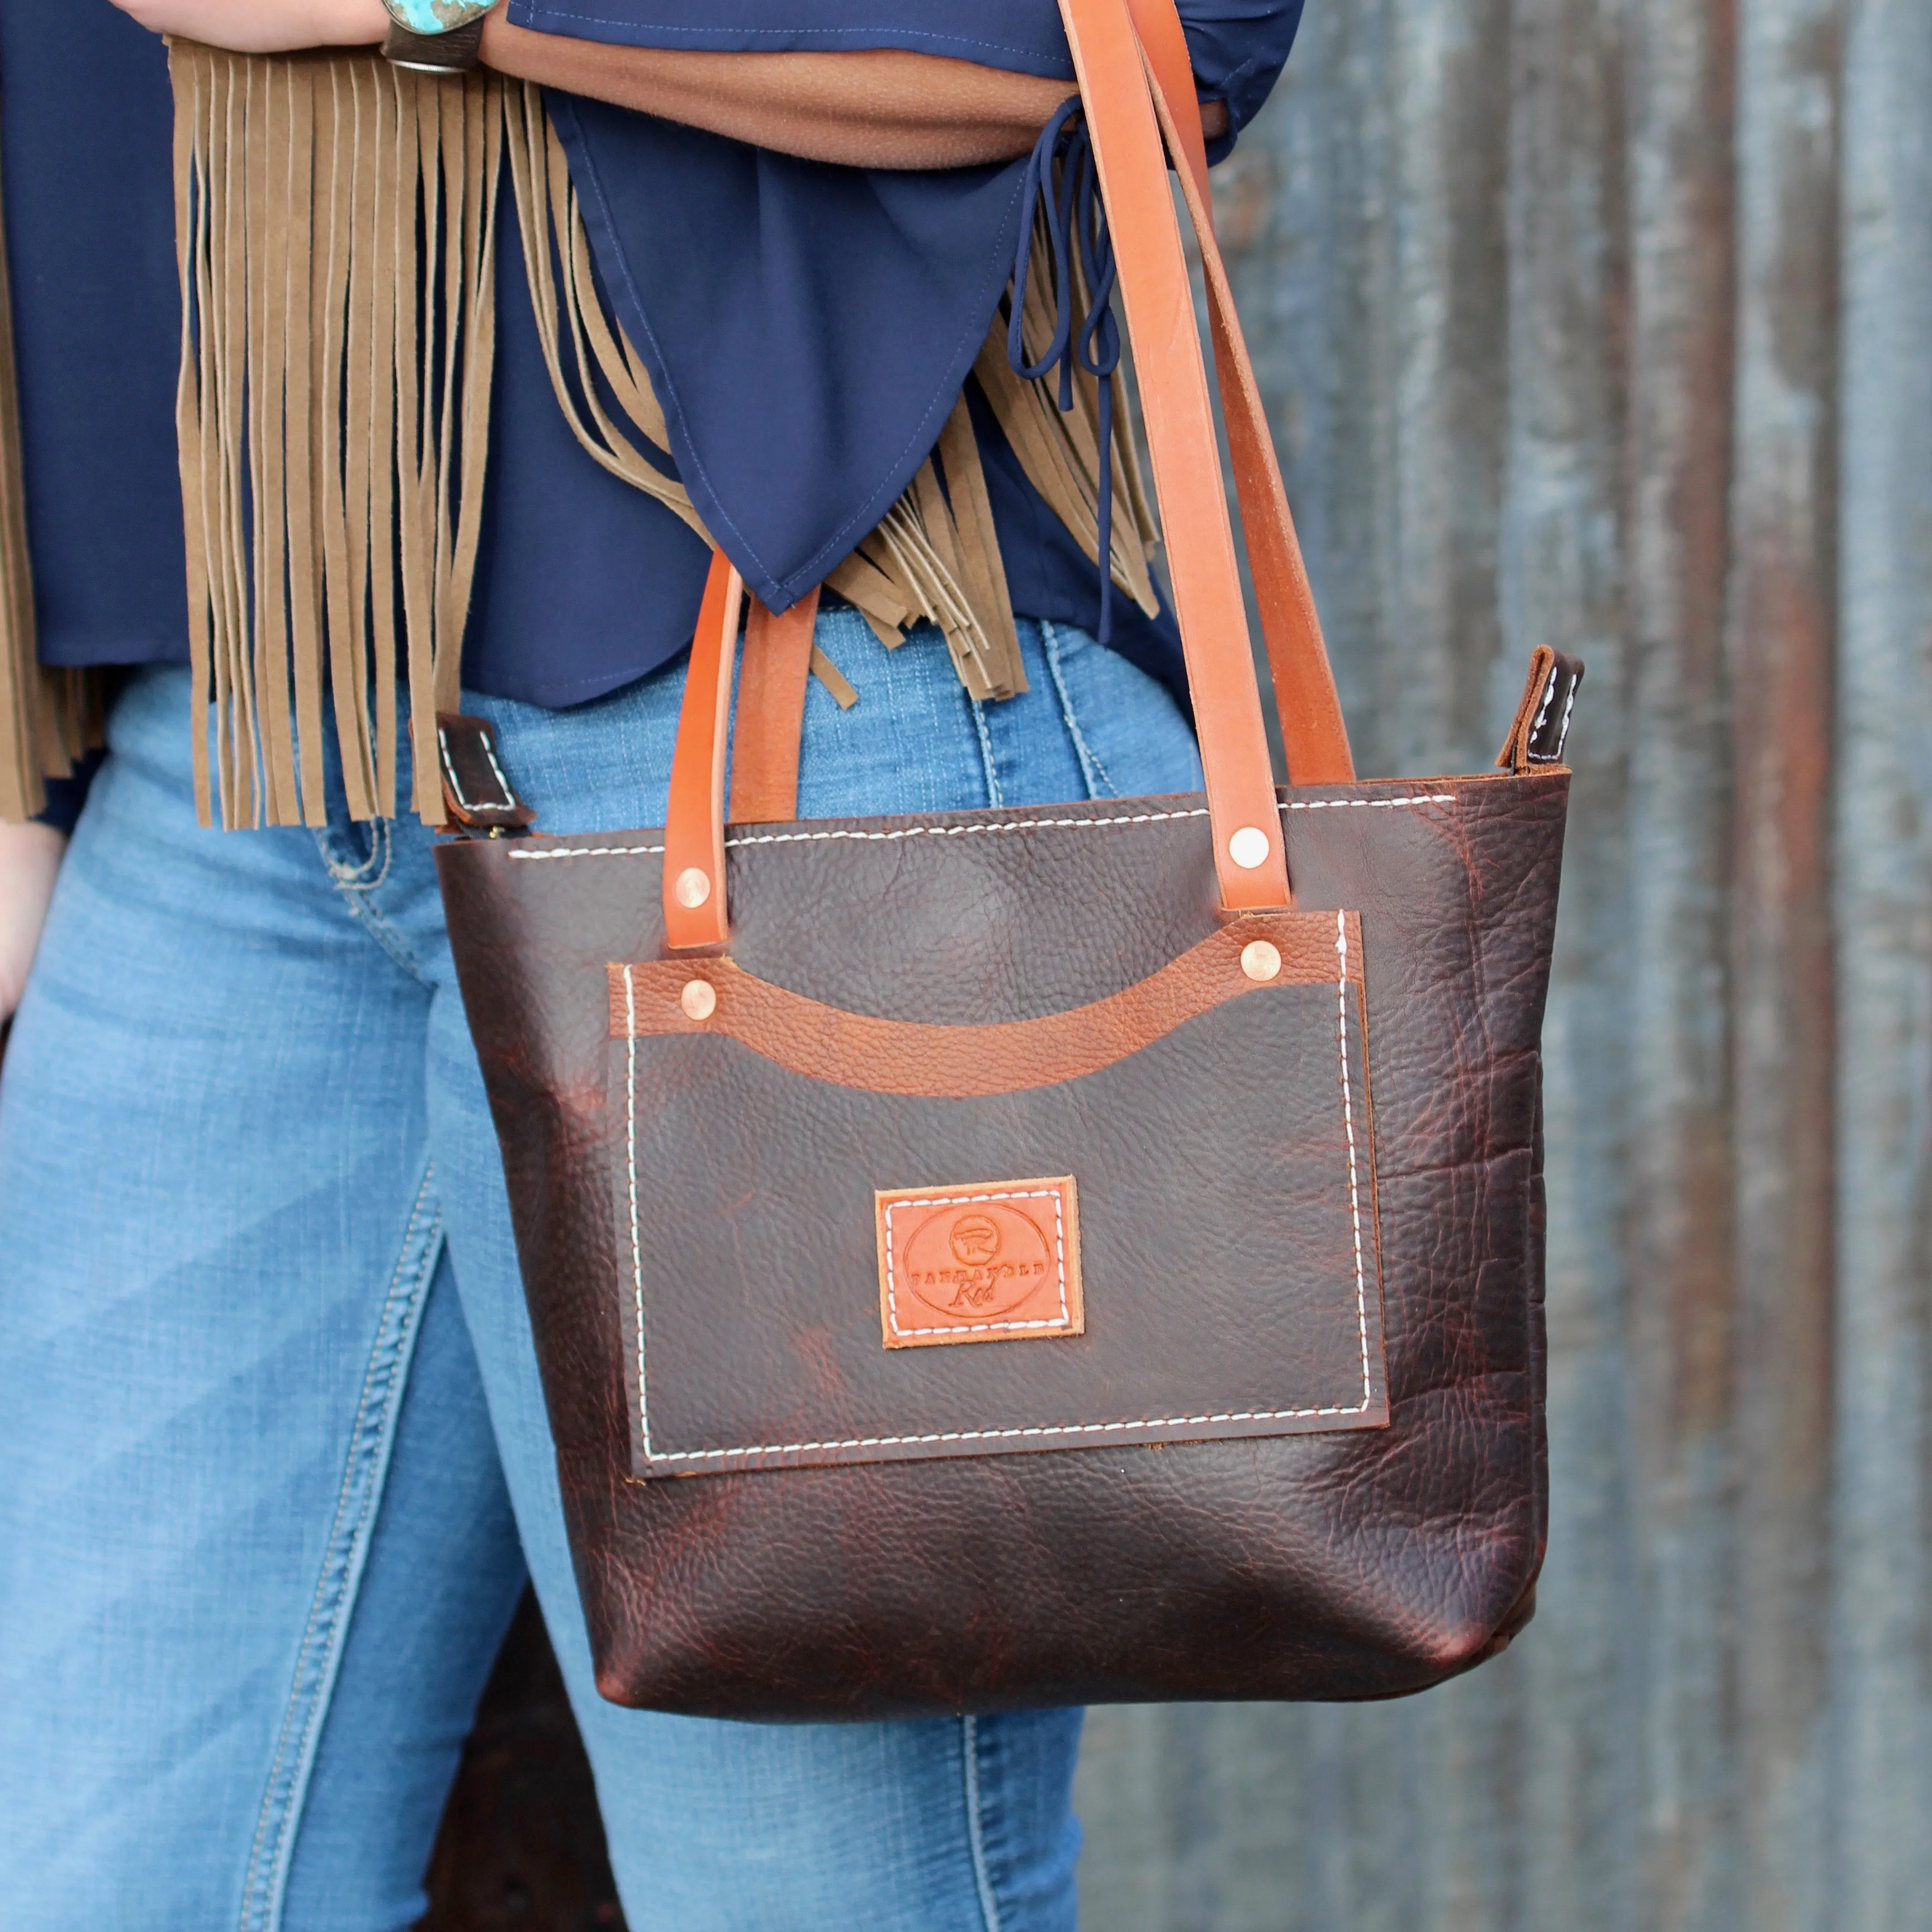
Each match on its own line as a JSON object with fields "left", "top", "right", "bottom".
{"left": 436, "top": 0, "right": 1579, "bottom": 1720}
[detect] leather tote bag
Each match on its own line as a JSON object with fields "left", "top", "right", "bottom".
{"left": 435, "top": 0, "right": 1581, "bottom": 1720}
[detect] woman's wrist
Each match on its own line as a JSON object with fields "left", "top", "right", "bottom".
{"left": 476, "top": 23, "right": 1078, "bottom": 169}
{"left": 310, "top": 0, "right": 390, "bottom": 41}
{"left": 108, "top": 0, "right": 389, "bottom": 54}
{"left": 321, "top": 0, "right": 391, "bottom": 42}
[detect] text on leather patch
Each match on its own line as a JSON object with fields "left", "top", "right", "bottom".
{"left": 875, "top": 1177, "right": 1084, "bottom": 1349}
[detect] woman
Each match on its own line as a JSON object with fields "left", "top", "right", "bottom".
{"left": 0, "top": 1, "right": 1300, "bottom": 1924}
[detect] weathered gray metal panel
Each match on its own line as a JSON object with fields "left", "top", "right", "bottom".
{"left": 1074, "top": 0, "right": 1932, "bottom": 1923}
{"left": 1730, "top": 1, "right": 1840, "bottom": 1927}
{"left": 1832, "top": 5, "right": 1932, "bottom": 1929}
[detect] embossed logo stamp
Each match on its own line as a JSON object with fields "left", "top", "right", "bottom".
{"left": 874, "top": 1177, "right": 1084, "bottom": 1349}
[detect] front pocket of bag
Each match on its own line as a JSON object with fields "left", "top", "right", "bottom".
{"left": 607, "top": 910, "right": 1388, "bottom": 1477}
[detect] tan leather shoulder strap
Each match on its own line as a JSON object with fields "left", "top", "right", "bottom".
{"left": 665, "top": 0, "right": 1354, "bottom": 930}
{"left": 730, "top": 588, "right": 821, "bottom": 825}
{"left": 663, "top": 550, "right": 741, "bottom": 949}
{"left": 1060, "top": 0, "right": 1291, "bottom": 905}
{"left": 1129, "top": 1, "right": 1354, "bottom": 786}
{"left": 1125, "top": 0, "right": 1209, "bottom": 206}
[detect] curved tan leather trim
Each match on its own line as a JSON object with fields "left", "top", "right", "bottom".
{"left": 610, "top": 910, "right": 1363, "bottom": 1097}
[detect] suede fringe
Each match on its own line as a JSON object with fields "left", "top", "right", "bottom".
{"left": 160, "top": 49, "right": 1161, "bottom": 827}
{"left": 0, "top": 112, "right": 103, "bottom": 823}
{"left": 171, "top": 41, "right": 499, "bottom": 827}
{"left": 500, "top": 91, "right": 1110, "bottom": 706}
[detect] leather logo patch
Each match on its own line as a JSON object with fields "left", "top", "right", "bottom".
{"left": 875, "top": 1177, "right": 1083, "bottom": 1349}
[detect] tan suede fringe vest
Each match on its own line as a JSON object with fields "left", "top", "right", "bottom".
{"left": 0, "top": 42, "right": 1160, "bottom": 827}
{"left": 0, "top": 113, "right": 101, "bottom": 822}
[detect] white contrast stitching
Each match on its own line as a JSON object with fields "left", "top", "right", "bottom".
{"left": 622, "top": 929, "right": 1382, "bottom": 1466}
{"left": 624, "top": 967, "right": 656, "bottom": 1460}
{"left": 726, "top": 809, "right": 1205, "bottom": 847}
{"left": 1281, "top": 795, "right": 1456, "bottom": 811}
{"left": 435, "top": 724, "right": 516, "bottom": 813}
{"left": 1336, "top": 913, "right": 1373, "bottom": 1408}
{"left": 511, "top": 841, "right": 667, "bottom": 859}
{"left": 1530, "top": 667, "right": 1559, "bottom": 744}
{"left": 518, "top": 792, "right": 1457, "bottom": 864}
{"left": 1531, "top": 682, "right": 1578, "bottom": 763}
{"left": 638, "top": 1405, "right": 1376, "bottom": 1464}
{"left": 1526, "top": 664, "right": 1578, "bottom": 763}
{"left": 482, "top": 738, "right": 516, "bottom": 807}
{"left": 882, "top": 1187, "right": 1073, "bottom": 1339}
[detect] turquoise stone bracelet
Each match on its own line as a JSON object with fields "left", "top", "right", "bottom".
{"left": 382, "top": 0, "right": 499, "bottom": 36}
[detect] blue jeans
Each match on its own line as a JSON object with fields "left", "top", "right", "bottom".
{"left": 0, "top": 611, "right": 1203, "bottom": 1931}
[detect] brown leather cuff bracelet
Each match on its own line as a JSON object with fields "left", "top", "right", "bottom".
{"left": 382, "top": 17, "right": 487, "bottom": 72}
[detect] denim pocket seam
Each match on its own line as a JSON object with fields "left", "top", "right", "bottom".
{"left": 967, "top": 695, "right": 1005, "bottom": 811}
{"left": 236, "top": 1167, "right": 443, "bottom": 1932}
{"left": 962, "top": 1713, "right": 1005, "bottom": 1932}
{"left": 1038, "top": 620, "right": 1118, "bottom": 800}
{"left": 317, "top": 820, "right": 393, "bottom": 892}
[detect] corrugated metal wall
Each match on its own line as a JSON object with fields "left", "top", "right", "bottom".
{"left": 1073, "top": 3, "right": 1932, "bottom": 1926}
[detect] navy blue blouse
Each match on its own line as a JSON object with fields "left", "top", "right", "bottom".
{"left": 2, "top": 0, "right": 1303, "bottom": 728}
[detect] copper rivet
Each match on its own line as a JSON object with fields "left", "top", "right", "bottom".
{"left": 1228, "top": 825, "right": 1271, "bottom": 869}
{"left": 673, "top": 866, "right": 711, "bottom": 909}
{"left": 680, "top": 978, "right": 717, "bottom": 1021}
{"left": 1241, "top": 939, "right": 1283, "bottom": 983}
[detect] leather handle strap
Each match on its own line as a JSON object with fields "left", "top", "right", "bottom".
{"left": 663, "top": 549, "right": 741, "bottom": 948}
{"left": 667, "top": 570, "right": 819, "bottom": 947}
{"left": 665, "top": 0, "right": 1354, "bottom": 940}
{"left": 724, "top": 0, "right": 1348, "bottom": 803}
{"left": 1059, "top": 0, "right": 1289, "bottom": 906}
{"left": 1126, "top": 0, "right": 1353, "bottom": 787}
{"left": 1124, "top": 0, "right": 1209, "bottom": 206}
{"left": 730, "top": 586, "right": 821, "bottom": 825}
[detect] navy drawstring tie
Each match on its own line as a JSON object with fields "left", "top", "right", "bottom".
{"left": 1010, "top": 100, "right": 1123, "bottom": 644}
